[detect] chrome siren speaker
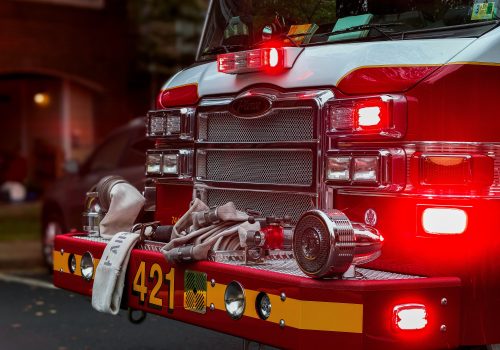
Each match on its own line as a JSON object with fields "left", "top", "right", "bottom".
{"left": 293, "top": 210, "right": 356, "bottom": 278}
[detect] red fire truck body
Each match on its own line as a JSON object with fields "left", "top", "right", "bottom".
{"left": 54, "top": 1, "right": 500, "bottom": 349}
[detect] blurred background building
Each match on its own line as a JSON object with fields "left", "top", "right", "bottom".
{"left": 0, "top": 0, "right": 207, "bottom": 195}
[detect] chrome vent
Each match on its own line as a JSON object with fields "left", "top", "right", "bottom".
{"left": 197, "top": 149, "right": 313, "bottom": 186}
{"left": 198, "top": 187, "right": 316, "bottom": 222}
{"left": 197, "top": 107, "right": 315, "bottom": 143}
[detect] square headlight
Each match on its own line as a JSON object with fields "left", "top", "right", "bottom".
{"left": 162, "top": 154, "right": 179, "bottom": 174}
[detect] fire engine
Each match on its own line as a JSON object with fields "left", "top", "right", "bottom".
{"left": 53, "top": 1, "right": 500, "bottom": 349}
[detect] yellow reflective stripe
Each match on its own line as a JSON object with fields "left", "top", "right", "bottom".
{"left": 53, "top": 251, "right": 99, "bottom": 279}
{"left": 206, "top": 282, "right": 363, "bottom": 333}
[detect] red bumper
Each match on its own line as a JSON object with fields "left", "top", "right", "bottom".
{"left": 54, "top": 233, "right": 461, "bottom": 350}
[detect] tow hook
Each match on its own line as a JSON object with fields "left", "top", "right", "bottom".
{"left": 128, "top": 308, "right": 147, "bottom": 324}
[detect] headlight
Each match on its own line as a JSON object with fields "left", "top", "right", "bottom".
{"left": 256, "top": 292, "right": 271, "bottom": 320}
{"left": 80, "top": 251, "right": 94, "bottom": 281}
{"left": 146, "top": 150, "right": 193, "bottom": 178}
{"left": 224, "top": 281, "right": 245, "bottom": 320}
{"left": 162, "top": 154, "right": 178, "bottom": 174}
{"left": 147, "top": 108, "right": 195, "bottom": 139}
{"left": 146, "top": 154, "right": 162, "bottom": 175}
{"left": 68, "top": 254, "right": 77, "bottom": 274}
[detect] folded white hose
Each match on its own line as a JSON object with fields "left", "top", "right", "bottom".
{"left": 98, "top": 177, "right": 145, "bottom": 239}
{"left": 91, "top": 176, "right": 145, "bottom": 315}
{"left": 92, "top": 232, "right": 140, "bottom": 314}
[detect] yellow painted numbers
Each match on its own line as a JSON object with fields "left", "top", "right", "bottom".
{"left": 132, "top": 261, "right": 175, "bottom": 312}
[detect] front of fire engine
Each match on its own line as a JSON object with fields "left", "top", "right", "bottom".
{"left": 53, "top": 1, "right": 500, "bottom": 349}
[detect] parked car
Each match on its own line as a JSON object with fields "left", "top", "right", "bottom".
{"left": 41, "top": 118, "right": 149, "bottom": 267}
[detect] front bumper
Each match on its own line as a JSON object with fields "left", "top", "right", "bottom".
{"left": 54, "top": 233, "right": 461, "bottom": 350}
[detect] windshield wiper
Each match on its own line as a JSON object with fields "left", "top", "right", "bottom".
{"left": 202, "top": 44, "right": 246, "bottom": 56}
{"left": 398, "top": 19, "right": 500, "bottom": 39}
{"left": 310, "top": 22, "right": 406, "bottom": 42}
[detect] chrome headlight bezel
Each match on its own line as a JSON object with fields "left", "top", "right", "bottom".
{"left": 146, "top": 108, "right": 195, "bottom": 139}
{"left": 224, "top": 281, "right": 246, "bottom": 320}
{"left": 80, "top": 251, "right": 95, "bottom": 281}
{"left": 146, "top": 149, "right": 193, "bottom": 178}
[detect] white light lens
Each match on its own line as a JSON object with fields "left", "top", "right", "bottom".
{"left": 150, "top": 116, "right": 166, "bottom": 134}
{"left": 329, "top": 106, "right": 354, "bottom": 131}
{"left": 80, "top": 252, "right": 94, "bottom": 281}
{"left": 352, "top": 157, "right": 379, "bottom": 183}
{"left": 256, "top": 292, "right": 271, "bottom": 320}
{"left": 146, "top": 154, "right": 161, "bottom": 174}
{"left": 166, "top": 115, "right": 181, "bottom": 135}
{"left": 358, "top": 106, "right": 381, "bottom": 127}
{"left": 327, "top": 157, "right": 351, "bottom": 181}
{"left": 422, "top": 208, "right": 467, "bottom": 234}
{"left": 162, "top": 154, "right": 179, "bottom": 174}
{"left": 393, "top": 304, "right": 428, "bottom": 330}
{"left": 269, "top": 48, "right": 279, "bottom": 67}
{"left": 224, "top": 281, "right": 245, "bottom": 320}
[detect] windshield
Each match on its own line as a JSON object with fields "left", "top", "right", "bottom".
{"left": 198, "top": 0, "right": 499, "bottom": 60}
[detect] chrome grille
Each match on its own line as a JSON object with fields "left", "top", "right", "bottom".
{"left": 197, "top": 149, "right": 313, "bottom": 186}
{"left": 200, "top": 188, "right": 315, "bottom": 222}
{"left": 198, "top": 107, "right": 315, "bottom": 143}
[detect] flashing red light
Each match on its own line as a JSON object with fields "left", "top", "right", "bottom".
{"left": 328, "top": 95, "right": 406, "bottom": 138}
{"left": 354, "top": 98, "right": 389, "bottom": 130}
{"left": 217, "top": 47, "right": 284, "bottom": 74}
{"left": 393, "top": 304, "right": 428, "bottom": 331}
{"left": 411, "top": 153, "right": 494, "bottom": 188}
{"left": 422, "top": 207, "right": 468, "bottom": 235}
{"left": 157, "top": 84, "right": 199, "bottom": 109}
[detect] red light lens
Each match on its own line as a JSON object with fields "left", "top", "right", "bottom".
{"left": 327, "top": 95, "right": 406, "bottom": 139}
{"left": 393, "top": 304, "right": 428, "bottom": 330}
{"left": 157, "top": 84, "right": 199, "bottom": 109}
{"left": 217, "top": 48, "right": 284, "bottom": 74}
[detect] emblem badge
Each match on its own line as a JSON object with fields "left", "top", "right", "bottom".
{"left": 364, "top": 209, "right": 377, "bottom": 226}
{"left": 229, "top": 96, "right": 272, "bottom": 119}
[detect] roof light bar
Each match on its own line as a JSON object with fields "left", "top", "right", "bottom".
{"left": 218, "top": 47, "right": 285, "bottom": 74}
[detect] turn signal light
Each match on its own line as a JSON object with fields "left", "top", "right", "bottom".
{"left": 411, "top": 153, "right": 494, "bottom": 188}
{"left": 327, "top": 95, "right": 406, "bottom": 139}
{"left": 218, "top": 48, "right": 285, "bottom": 74}
{"left": 393, "top": 304, "right": 428, "bottom": 330}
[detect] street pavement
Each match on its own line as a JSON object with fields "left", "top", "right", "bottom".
{"left": 0, "top": 271, "right": 244, "bottom": 350}
{"left": 0, "top": 239, "right": 259, "bottom": 350}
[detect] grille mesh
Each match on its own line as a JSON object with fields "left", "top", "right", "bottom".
{"left": 203, "top": 188, "right": 315, "bottom": 222}
{"left": 197, "top": 149, "right": 313, "bottom": 186}
{"left": 198, "top": 107, "right": 314, "bottom": 143}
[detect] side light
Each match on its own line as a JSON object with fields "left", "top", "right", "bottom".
{"left": 393, "top": 304, "right": 428, "bottom": 330}
{"left": 80, "top": 251, "right": 94, "bottom": 281}
{"left": 327, "top": 95, "right": 406, "bottom": 139}
{"left": 422, "top": 208, "right": 467, "bottom": 235}
{"left": 224, "top": 281, "right": 245, "bottom": 320}
{"left": 256, "top": 292, "right": 272, "bottom": 320}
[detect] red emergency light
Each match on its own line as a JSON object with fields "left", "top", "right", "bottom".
{"left": 157, "top": 84, "right": 199, "bottom": 109}
{"left": 327, "top": 95, "right": 407, "bottom": 139}
{"left": 393, "top": 304, "right": 428, "bottom": 331}
{"left": 218, "top": 47, "right": 285, "bottom": 74}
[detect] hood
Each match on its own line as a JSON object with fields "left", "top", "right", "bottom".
{"left": 163, "top": 38, "right": 475, "bottom": 97}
